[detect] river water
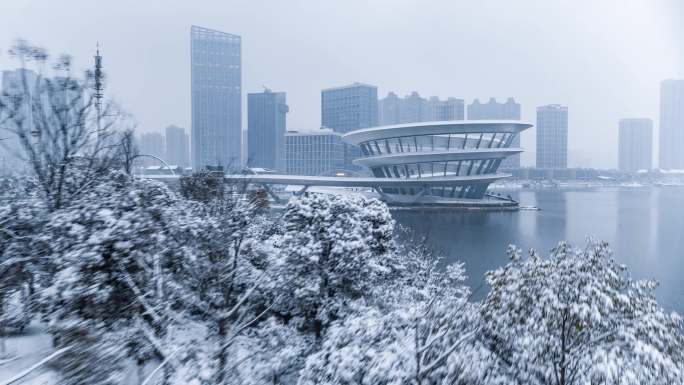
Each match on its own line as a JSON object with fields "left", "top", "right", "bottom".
{"left": 393, "top": 186, "right": 684, "bottom": 315}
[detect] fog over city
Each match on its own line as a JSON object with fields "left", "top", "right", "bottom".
{"left": 1, "top": 0, "right": 681, "bottom": 168}
{"left": 4, "top": 2, "right": 684, "bottom": 384}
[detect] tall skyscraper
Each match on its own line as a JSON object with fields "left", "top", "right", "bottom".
{"left": 285, "top": 129, "right": 344, "bottom": 176}
{"left": 165, "top": 125, "right": 190, "bottom": 167}
{"left": 247, "top": 90, "right": 288, "bottom": 171}
{"left": 618, "top": 118, "right": 653, "bottom": 172}
{"left": 467, "top": 98, "right": 522, "bottom": 168}
{"left": 138, "top": 132, "right": 165, "bottom": 166}
{"left": 536, "top": 104, "right": 568, "bottom": 169}
{"left": 659, "top": 80, "right": 684, "bottom": 170}
{"left": 191, "top": 25, "right": 241, "bottom": 171}
{"left": 321, "top": 83, "right": 377, "bottom": 170}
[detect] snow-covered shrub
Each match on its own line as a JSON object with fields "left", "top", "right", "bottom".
{"left": 479, "top": 241, "right": 684, "bottom": 385}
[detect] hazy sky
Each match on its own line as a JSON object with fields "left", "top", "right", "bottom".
{"left": 1, "top": 0, "right": 682, "bottom": 168}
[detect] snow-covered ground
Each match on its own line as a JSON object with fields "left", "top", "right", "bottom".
{"left": 0, "top": 322, "right": 57, "bottom": 384}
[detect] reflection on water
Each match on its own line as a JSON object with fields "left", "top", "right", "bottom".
{"left": 393, "top": 187, "right": 684, "bottom": 314}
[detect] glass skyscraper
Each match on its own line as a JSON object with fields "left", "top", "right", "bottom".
{"left": 247, "top": 90, "right": 288, "bottom": 171}
{"left": 191, "top": 25, "right": 241, "bottom": 171}
{"left": 659, "top": 79, "right": 684, "bottom": 170}
{"left": 536, "top": 104, "right": 568, "bottom": 169}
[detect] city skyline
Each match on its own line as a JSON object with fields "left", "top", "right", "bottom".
{"left": 0, "top": 1, "right": 681, "bottom": 169}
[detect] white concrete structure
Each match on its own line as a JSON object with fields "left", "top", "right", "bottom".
{"left": 217, "top": 121, "right": 531, "bottom": 207}
{"left": 342, "top": 120, "right": 531, "bottom": 202}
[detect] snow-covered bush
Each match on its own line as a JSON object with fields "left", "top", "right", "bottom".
{"left": 479, "top": 241, "right": 684, "bottom": 385}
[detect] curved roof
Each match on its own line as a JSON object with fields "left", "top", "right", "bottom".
{"left": 353, "top": 148, "right": 523, "bottom": 167}
{"left": 342, "top": 120, "right": 533, "bottom": 145}
{"left": 223, "top": 173, "right": 509, "bottom": 188}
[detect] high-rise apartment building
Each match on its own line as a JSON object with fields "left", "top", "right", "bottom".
{"left": 467, "top": 98, "right": 522, "bottom": 168}
{"left": 321, "top": 83, "right": 377, "bottom": 170}
{"left": 191, "top": 25, "right": 241, "bottom": 171}
{"left": 321, "top": 83, "right": 378, "bottom": 134}
{"left": 618, "top": 118, "right": 653, "bottom": 172}
{"left": 536, "top": 104, "right": 568, "bottom": 169}
{"left": 247, "top": 90, "right": 288, "bottom": 171}
{"left": 427, "top": 96, "right": 465, "bottom": 121}
{"left": 378, "top": 91, "right": 465, "bottom": 125}
{"left": 400, "top": 92, "right": 428, "bottom": 123}
{"left": 285, "top": 129, "right": 344, "bottom": 176}
{"left": 165, "top": 125, "right": 190, "bottom": 167}
{"left": 467, "top": 97, "right": 521, "bottom": 120}
{"left": 659, "top": 79, "right": 684, "bottom": 170}
{"left": 379, "top": 91, "right": 401, "bottom": 125}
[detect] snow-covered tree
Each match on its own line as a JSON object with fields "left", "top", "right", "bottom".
{"left": 226, "top": 317, "right": 312, "bottom": 385}
{"left": 267, "top": 193, "right": 396, "bottom": 340}
{"left": 40, "top": 171, "right": 199, "bottom": 381}
{"left": 479, "top": 241, "right": 684, "bottom": 385}
{"left": 47, "top": 319, "right": 127, "bottom": 385}
{"left": 299, "top": 245, "right": 478, "bottom": 385}
{"left": 0, "top": 40, "right": 125, "bottom": 212}
{"left": 168, "top": 195, "right": 274, "bottom": 385}
{"left": 0, "top": 186, "right": 45, "bottom": 356}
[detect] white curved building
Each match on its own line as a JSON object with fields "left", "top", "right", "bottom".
{"left": 341, "top": 120, "right": 531, "bottom": 203}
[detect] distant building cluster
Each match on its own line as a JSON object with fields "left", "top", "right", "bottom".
{"left": 3, "top": 26, "right": 682, "bottom": 178}
{"left": 137, "top": 125, "right": 190, "bottom": 169}
{"left": 175, "top": 27, "right": 684, "bottom": 176}
{"left": 378, "top": 92, "right": 464, "bottom": 125}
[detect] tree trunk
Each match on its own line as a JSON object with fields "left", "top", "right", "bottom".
{"left": 0, "top": 291, "right": 6, "bottom": 357}
{"left": 136, "top": 359, "right": 145, "bottom": 385}
{"left": 215, "top": 317, "right": 228, "bottom": 385}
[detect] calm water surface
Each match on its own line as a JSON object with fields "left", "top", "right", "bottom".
{"left": 393, "top": 186, "right": 684, "bottom": 314}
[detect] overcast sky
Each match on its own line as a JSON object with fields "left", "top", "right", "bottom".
{"left": 1, "top": 0, "right": 682, "bottom": 168}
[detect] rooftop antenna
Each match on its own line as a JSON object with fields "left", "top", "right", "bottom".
{"left": 262, "top": 85, "right": 271, "bottom": 93}
{"left": 94, "top": 42, "right": 104, "bottom": 134}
